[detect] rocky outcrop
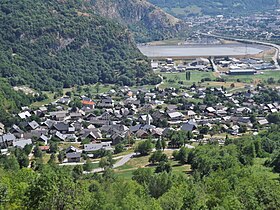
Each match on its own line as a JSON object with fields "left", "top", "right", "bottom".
{"left": 90, "top": 0, "right": 184, "bottom": 42}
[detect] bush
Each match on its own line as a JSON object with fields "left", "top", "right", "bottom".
{"left": 149, "top": 151, "right": 168, "bottom": 164}
{"left": 155, "top": 161, "right": 172, "bottom": 173}
{"left": 114, "top": 144, "right": 125, "bottom": 154}
{"left": 135, "top": 140, "right": 154, "bottom": 156}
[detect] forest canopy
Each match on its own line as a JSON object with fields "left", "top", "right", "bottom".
{"left": 0, "top": 0, "right": 157, "bottom": 91}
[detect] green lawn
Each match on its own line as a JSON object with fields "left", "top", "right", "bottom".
{"left": 160, "top": 71, "right": 216, "bottom": 88}
{"left": 222, "top": 70, "right": 280, "bottom": 84}
{"left": 114, "top": 150, "right": 192, "bottom": 179}
{"left": 31, "top": 91, "right": 55, "bottom": 108}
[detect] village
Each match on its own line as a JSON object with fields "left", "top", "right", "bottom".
{"left": 186, "top": 9, "right": 280, "bottom": 44}
{"left": 1, "top": 59, "right": 280, "bottom": 173}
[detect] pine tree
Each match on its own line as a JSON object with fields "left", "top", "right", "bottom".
{"left": 156, "top": 139, "right": 162, "bottom": 150}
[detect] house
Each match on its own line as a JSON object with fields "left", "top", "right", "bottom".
{"left": 13, "top": 139, "right": 32, "bottom": 148}
{"left": 216, "top": 110, "right": 228, "bottom": 116}
{"left": 10, "top": 125, "right": 24, "bottom": 138}
{"left": 18, "top": 111, "right": 31, "bottom": 119}
{"left": 71, "top": 121, "right": 83, "bottom": 131}
{"left": 70, "top": 112, "right": 83, "bottom": 120}
{"left": 66, "top": 152, "right": 81, "bottom": 163}
{"left": 0, "top": 123, "right": 5, "bottom": 135}
{"left": 231, "top": 125, "right": 240, "bottom": 134}
{"left": 258, "top": 119, "right": 269, "bottom": 126}
{"left": 190, "top": 57, "right": 210, "bottom": 66}
{"left": 57, "top": 96, "right": 71, "bottom": 105}
{"left": 111, "top": 133, "right": 126, "bottom": 145}
{"left": 84, "top": 142, "right": 113, "bottom": 152}
{"left": 139, "top": 114, "right": 153, "bottom": 124}
{"left": 65, "top": 134, "right": 78, "bottom": 142}
{"left": 39, "top": 106, "right": 48, "bottom": 113}
{"left": 236, "top": 107, "right": 252, "bottom": 115}
{"left": 66, "top": 146, "right": 80, "bottom": 153}
{"left": 181, "top": 120, "right": 198, "bottom": 132}
{"left": 0, "top": 133, "right": 16, "bottom": 148}
{"left": 81, "top": 129, "right": 102, "bottom": 141}
{"left": 186, "top": 110, "right": 196, "bottom": 119}
{"left": 81, "top": 100, "right": 95, "bottom": 110}
{"left": 41, "top": 119, "right": 55, "bottom": 129}
{"left": 54, "top": 131, "right": 66, "bottom": 141}
{"left": 130, "top": 124, "right": 142, "bottom": 133}
{"left": 39, "top": 135, "right": 49, "bottom": 145}
{"left": 136, "top": 129, "right": 149, "bottom": 138}
{"left": 53, "top": 122, "right": 69, "bottom": 134}
{"left": 151, "top": 128, "right": 163, "bottom": 137}
{"left": 27, "top": 121, "right": 40, "bottom": 130}
{"left": 167, "top": 111, "right": 184, "bottom": 121}
{"left": 97, "top": 98, "right": 114, "bottom": 108}
{"left": 206, "top": 107, "right": 216, "bottom": 113}
{"left": 49, "top": 111, "right": 68, "bottom": 121}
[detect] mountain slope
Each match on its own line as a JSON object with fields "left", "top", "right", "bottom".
{"left": 0, "top": 0, "right": 156, "bottom": 91}
{"left": 149, "top": 0, "right": 279, "bottom": 17}
{"left": 0, "top": 78, "right": 33, "bottom": 125}
{"left": 91, "top": 0, "right": 183, "bottom": 42}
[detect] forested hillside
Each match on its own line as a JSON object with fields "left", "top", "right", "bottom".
{"left": 149, "top": 0, "right": 279, "bottom": 17}
{"left": 0, "top": 0, "right": 156, "bottom": 91}
{"left": 1, "top": 127, "right": 280, "bottom": 209}
{"left": 91, "top": 0, "right": 183, "bottom": 42}
{"left": 0, "top": 79, "right": 33, "bottom": 125}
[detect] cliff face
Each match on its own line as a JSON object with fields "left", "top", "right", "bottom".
{"left": 90, "top": 0, "right": 183, "bottom": 42}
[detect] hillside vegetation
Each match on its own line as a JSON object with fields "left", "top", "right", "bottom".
{"left": 0, "top": 0, "right": 157, "bottom": 91}
{"left": 91, "top": 0, "right": 183, "bottom": 42}
{"left": 0, "top": 79, "right": 33, "bottom": 125}
{"left": 149, "top": 0, "right": 279, "bottom": 17}
{"left": 1, "top": 128, "right": 280, "bottom": 209}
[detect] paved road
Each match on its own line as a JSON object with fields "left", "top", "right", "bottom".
{"left": 156, "top": 75, "right": 164, "bottom": 89}
{"left": 113, "top": 153, "right": 135, "bottom": 168}
{"left": 201, "top": 32, "right": 280, "bottom": 70}
{"left": 210, "top": 58, "right": 218, "bottom": 72}
{"left": 84, "top": 153, "right": 136, "bottom": 174}
{"left": 59, "top": 155, "right": 123, "bottom": 166}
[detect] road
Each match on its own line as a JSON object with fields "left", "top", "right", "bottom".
{"left": 201, "top": 32, "right": 280, "bottom": 70}
{"left": 210, "top": 58, "right": 218, "bottom": 72}
{"left": 59, "top": 155, "right": 124, "bottom": 166}
{"left": 63, "top": 144, "right": 196, "bottom": 174}
{"left": 113, "top": 152, "right": 135, "bottom": 168}
{"left": 84, "top": 153, "right": 136, "bottom": 174}
{"left": 156, "top": 75, "right": 164, "bottom": 89}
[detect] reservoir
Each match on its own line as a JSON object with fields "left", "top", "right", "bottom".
{"left": 138, "top": 44, "right": 269, "bottom": 58}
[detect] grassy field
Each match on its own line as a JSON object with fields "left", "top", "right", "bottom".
{"left": 114, "top": 150, "right": 192, "bottom": 179}
{"left": 31, "top": 87, "right": 73, "bottom": 108}
{"left": 221, "top": 70, "right": 280, "bottom": 84}
{"left": 31, "top": 91, "right": 56, "bottom": 108}
{"left": 159, "top": 70, "right": 280, "bottom": 91}
{"left": 160, "top": 71, "right": 216, "bottom": 88}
